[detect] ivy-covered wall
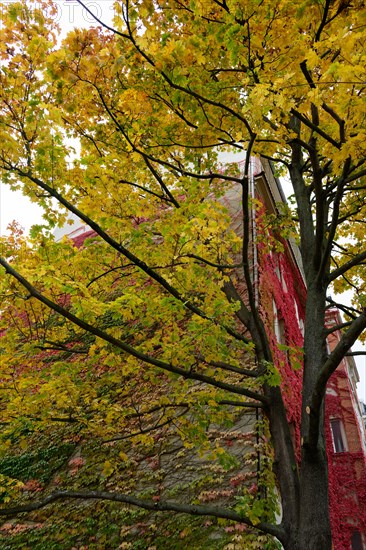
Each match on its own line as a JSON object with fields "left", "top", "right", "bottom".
{"left": 256, "top": 204, "right": 366, "bottom": 549}
{"left": 325, "top": 310, "right": 366, "bottom": 549}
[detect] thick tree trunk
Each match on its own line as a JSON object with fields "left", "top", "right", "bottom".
{"left": 297, "top": 445, "right": 332, "bottom": 550}
{"left": 278, "top": 440, "right": 331, "bottom": 550}
{"left": 261, "top": 278, "right": 333, "bottom": 550}
{"left": 294, "top": 283, "right": 332, "bottom": 550}
{"left": 268, "top": 412, "right": 332, "bottom": 550}
{"left": 265, "top": 386, "right": 300, "bottom": 523}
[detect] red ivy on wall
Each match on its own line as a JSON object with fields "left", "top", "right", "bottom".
{"left": 326, "top": 366, "right": 366, "bottom": 548}
{"left": 256, "top": 208, "right": 366, "bottom": 548}
{"left": 256, "top": 215, "right": 305, "bottom": 461}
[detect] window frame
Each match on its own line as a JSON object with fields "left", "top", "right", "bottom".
{"left": 330, "top": 418, "right": 348, "bottom": 453}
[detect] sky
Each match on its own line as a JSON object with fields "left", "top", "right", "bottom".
{"left": 0, "top": 0, "right": 365, "bottom": 402}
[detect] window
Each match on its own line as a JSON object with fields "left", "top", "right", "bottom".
{"left": 330, "top": 419, "right": 348, "bottom": 453}
{"left": 273, "top": 301, "right": 286, "bottom": 345}
{"left": 326, "top": 338, "right": 331, "bottom": 355}
{"left": 351, "top": 530, "right": 364, "bottom": 550}
{"left": 294, "top": 300, "right": 304, "bottom": 336}
{"left": 273, "top": 301, "right": 290, "bottom": 362}
{"left": 272, "top": 253, "right": 288, "bottom": 292}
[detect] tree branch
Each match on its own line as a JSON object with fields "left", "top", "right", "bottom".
{"left": 290, "top": 109, "right": 340, "bottom": 149}
{"left": 329, "top": 249, "right": 366, "bottom": 282}
{"left": 0, "top": 489, "right": 285, "bottom": 540}
{"left": 74, "top": 0, "right": 129, "bottom": 39}
{"left": 314, "top": 0, "right": 331, "bottom": 42}
{"left": 324, "top": 321, "right": 353, "bottom": 335}
{"left": 76, "top": 0, "right": 254, "bottom": 140}
{"left": 223, "top": 280, "right": 273, "bottom": 367}
{"left": 318, "top": 159, "right": 350, "bottom": 280}
{"left": 218, "top": 399, "right": 264, "bottom": 409}
{"left": 196, "top": 355, "right": 261, "bottom": 378}
{"left": 4, "top": 167, "right": 247, "bottom": 344}
{"left": 102, "top": 408, "right": 189, "bottom": 443}
{"left": 326, "top": 297, "right": 363, "bottom": 315}
{"left": 185, "top": 253, "right": 242, "bottom": 270}
{"left": 321, "top": 103, "right": 345, "bottom": 144}
{"left": 0, "top": 257, "right": 267, "bottom": 404}
{"left": 307, "top": 309, "right": 366, "bottom": 448}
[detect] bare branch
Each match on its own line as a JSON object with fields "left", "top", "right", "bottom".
{"left": 326, "top": 297, "right": 360, "bottom": 320}
{"left": 290, "top": 109, "right": 340, "bottom": 149}
{"left": 103, "top": 408, "right": 189, "bottom": 443}
{"left": 219, "top": 399, "right": 264, "bottom": 409}
{"left": 345, "top": 351, "right": 366, "bottom": 357}
{"left": 196, "top": 355, "right": 261, "bottom": 378}
{"left": 324, "top": 321, "right": 353, "bottom": 335}
{"left": 329, "top": 249, "right": 366, "bottom": 282}
{"left": 185, "top": 253, "right": 243, "bottom": 270}
{"left": 74, "top": 0, "right": 129, "bottom": 39}
{"left": 307, "top": 309, "right": 366, "bottom": 448}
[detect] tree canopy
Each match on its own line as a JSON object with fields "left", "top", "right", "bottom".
{"left": 0, "top": 1, "right": 365, "bottom": 549}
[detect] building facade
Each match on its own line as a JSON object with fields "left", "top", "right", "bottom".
{"left": 325, "top": 309, "right": 366, "bottom": 549}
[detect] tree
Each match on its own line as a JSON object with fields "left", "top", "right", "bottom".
{"left": 0, "top": 0, "right": 365, "bottom": 548}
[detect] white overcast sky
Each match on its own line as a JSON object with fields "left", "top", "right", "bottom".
{"left": 0, "top": 0, "right": 365, "bottom": 402}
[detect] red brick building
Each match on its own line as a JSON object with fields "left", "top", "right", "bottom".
{"left": 325, "top": 309, "right": 366, "bottom": 549}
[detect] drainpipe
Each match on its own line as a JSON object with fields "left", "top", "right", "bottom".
{"left": 250, "top": 156, "right": 259, "bottom": 307}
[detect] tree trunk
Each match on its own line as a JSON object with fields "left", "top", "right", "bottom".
{"left": 296, "top": 444, "right": 332, "bottom": 550}
{"left": 294, "top": 281, "right": 332, "bottom": 550}
{"left": 278, "top": 440, "right": 331, "bottom": 550}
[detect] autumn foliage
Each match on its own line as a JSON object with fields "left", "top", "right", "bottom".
{"left": 0, "top": 1, "right": 365, "bottom": 549}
